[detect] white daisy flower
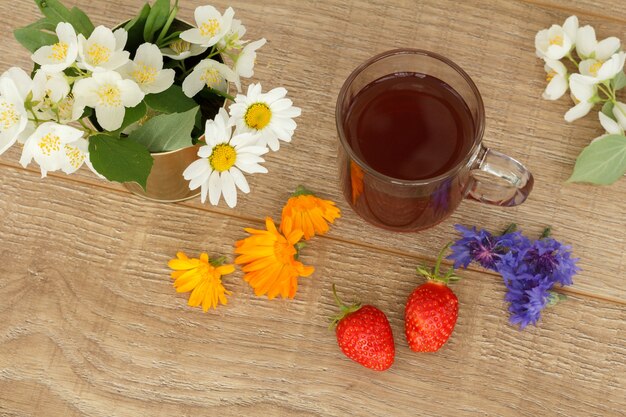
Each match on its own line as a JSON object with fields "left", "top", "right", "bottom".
{"left": 19, "top": 122, "right": 84, "bottom": 177}
{"left": 234, "top": 38, "right": 266, "bottom": 79}
{"left": 230, "top": 83, "right": 301, "bottom": 151}
{"left": 183, "top": 107, "right": 268, "bottom": 208}
{"left": 180, "top": 6, "right": 235, "bottom": 48}
{"left": 72, "top": 70, "right": 145, "bottom": 131}
{"left": 0, "top": 67, "right": 33, "bottom": 100}
{"left": 160, "top": 38, "right": 207, "bottom": 61}
{"left": 182, "top": 58, "right": 238, "bottom": 98}
{"left": 0, "top": 77, "right": 29, "bottom": 155}
{"left": 77, "top": 26, "right": 130, "bottom": 72}
{"left": 31, "top": 22, "right": 79, "bottom": 73}
{"left": 118, "top": 43, "right": 175, "bottom": 94}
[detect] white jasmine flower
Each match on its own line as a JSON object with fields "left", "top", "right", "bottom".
{"left": 564, "top": 74, "right": 597, "bottom": 122}
{"left": 182, "top": 58, "right": 238, "bottom": 97}
{"left": 230, "top": 83, "right": 301, "bottom": 151}
{"left": 60, "top": 136, "right": 91, "bottom": 175}
{"left": 160, "top": 38, "right": 207, "bottom": 61}
{"left": 234, "top": 38, "right": 266, "bottom": 79}
{"left": 19, "top": 122, "right": 84, "bottom": 177}
{"left": 0, "top": 78, "right": 29, "bottom": 155}
{"left": 119, "top": 43, "right": 175, "bottom": 94}
{"left": 535, "top": 16, "right": 578, "bottom": 60}
{"left": 0, "top": 67, "right": 33, "bottom": 100}
{"left": 542, "top": 58, "right": 568, "bottom": 100}
{"left": 183, "top": 108, "right": 268, "bottom": 207}
{"left": 180, "top": 6, "right": 235, "bottom": 48}
{"left": 32, "top": 70, "right": 70, "bottom": 104}
{"left": 218, "top": 19, "right": 246, "bottom": 51}
{"left": 578, "top": 52, "right": 626, "bottom": 84}
{"left": 575, "top": 25, "right": 620, "bottom": 61}
{"left": 598, "top": 112, "right": 623, "bottom": 136}
{"left": 31, "top": 22, "right": 79, "bottom": 73}
{"left": 73, "top": 71, "right": 144, "bottom": 131}
{"left": 77, "top": 26, "right": 130, "bottom": 72}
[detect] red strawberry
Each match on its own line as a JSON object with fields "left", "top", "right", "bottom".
{"left": 405, "top": 243, "right": 460, "bottom": 352}
{"left": 330, "top": 284, "right": 395, "bottom": 371}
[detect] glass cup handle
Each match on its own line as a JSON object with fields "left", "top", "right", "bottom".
{"left": 467, "top": 146, "right": 534, "bottom": 207}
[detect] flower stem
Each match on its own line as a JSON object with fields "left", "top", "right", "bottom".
{"left": 501, "top": 223, "right": 518, "bottom": 235}
{"left": 208, "top": 88, "right": 235, "bottom": 102}
{"left": 565, "top": 53, "right": 579, "bottom": 69}
{"left": 540, "top": 226, "right": 552, "bottom": 239}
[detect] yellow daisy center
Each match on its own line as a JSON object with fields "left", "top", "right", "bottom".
{"left": 200, "top": 19, "right": 220, "bottom": 37}
{"left": 549, "top": 35, "right": 563, "bottom": 46}
{"left": 0, "top": 102, "right": 19, "bottom": 131}
{"left": 244, "top": 103, "right": 272, "bottom": 130}
{"left": 38, "top": 133, "right": 61, "bottom": 156}
{"left": 170, "top": 39, "right": 191, "bottom": 54}
{"left": 132, "top": 63, "right": 158, "bottom": 85}
{"left": 589, "top": 61, "right": 603, "bottom": 76}
{"left": 64, "top": 144, "right": 85, "bottom": 169}
{"left": 209, "top": 143, "right": 237, "bottom": 172}
{"left": 201, "top": 68, "right": 221, "bottom": 88}
{"left": 97, "top": 84, "right": 122, "bottom": 107}
{"left": 87, "top": 43, "right": 111, "bottom": 65}
{"left": 49, "top": 42, "right": 68, "bottom": 62}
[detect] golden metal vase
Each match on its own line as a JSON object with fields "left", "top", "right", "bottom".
{"left": 123, "top": 145, "right": 202, "bottom": 202}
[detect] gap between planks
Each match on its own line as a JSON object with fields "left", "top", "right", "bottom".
{"left": 2, "top": 160, "right": 624, "bottom": 307}
{"left": 517, "top": 0, "right": 626, "bottom": 24}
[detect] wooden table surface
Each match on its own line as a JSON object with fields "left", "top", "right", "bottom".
{"left": 1, "top": 0, "right": 625, "bottom": 416}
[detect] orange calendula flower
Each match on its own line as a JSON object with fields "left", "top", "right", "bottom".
{"left": 168, "top": 252, "right": 235, "bottom": 312}
{"left": 280, "top": 185, "right": 341, "bottom": 240}
{"left": 350, "top": 161, "right": 364, "bottom": 205}
{"left": 234, "top": 217, "right": 314, "bottom": 299}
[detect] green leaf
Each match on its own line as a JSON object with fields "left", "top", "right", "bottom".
{"left": 124, "top": 3, "right": 152, "bottom": 54}
{"left": 143, "top": 0, "right": 171, "bottom": 43}
{"left": 88, "top": 134, "right": 154, "bottom": 190}
{"left": 34, "top": 1, "right": 93, "bottom": 36}
{"left": 611, "top": 71, "right": 626, "bottom": 91}
{"left": 69, "top": 7, "right": 95, "bottom": 36}
{"left": 125, "top": 3, "right": 151, "bottom": 31}
{"left": 127, "top": 106, "right": 198, "bottom": 152}
{"left": 601, "top": 101, "right": 615, "bottom": 119}
{"left": 144, "top": 84, "right": 198, "bottom": 114}
{"left": 567, "top": 134, "right": 626, "bottom": 185}
{"left": 117, "top": 101, "right": 148, "bottom": 133}
{"left": 35, "top": 0, "right": 72, "bottom": 25}
{"left": 14, "top": 26, "right": 57, "bottom": 52}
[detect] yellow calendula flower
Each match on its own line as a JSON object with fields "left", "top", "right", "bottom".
{"left": 168, "top": 252, "right": 234, "bottom": 312}
{"left": 234, "top": 217, "right": 314, "bottom": 299}
{"left": 280, "top": 185, "right": 341, "bottom": 240}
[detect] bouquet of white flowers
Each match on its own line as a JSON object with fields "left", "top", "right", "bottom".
{"left": 1, "top": 0, "right": 300, "bottom": 207}
{"left": 535, "top": 15, "right": 626, "bottom": 185}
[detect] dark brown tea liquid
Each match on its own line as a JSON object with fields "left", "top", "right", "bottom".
{"left": 340, "top": 72, "right": 476, "bottom": 231}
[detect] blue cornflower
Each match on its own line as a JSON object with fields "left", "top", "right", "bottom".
{"left": 523, "top": 238, "right": 580, "bottom": 286}
{"left": 448, "top": 225, "right": 522, "bottom": 271}
{"left": 504, "top": 275, "right": 552, "bottom": 329}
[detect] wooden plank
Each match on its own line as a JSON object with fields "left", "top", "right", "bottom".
{"left": 2, "top": 0, "right": 624, "bottom": 302}
{"left": 0, "top": 167, "right": 624, "bottom": 417}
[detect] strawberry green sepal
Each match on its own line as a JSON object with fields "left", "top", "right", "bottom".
{"left": 329, "top": 284, "right": 362, "bottom": 330}
{"left": 292, "top": 184, "right": 316, "bottom": 197}
{"left": 416, "top": 242, "right": 461, "bottom": 285}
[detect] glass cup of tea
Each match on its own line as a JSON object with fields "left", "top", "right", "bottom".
{"left": 336, "top": 49, "right": 533, "bottom": 232}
